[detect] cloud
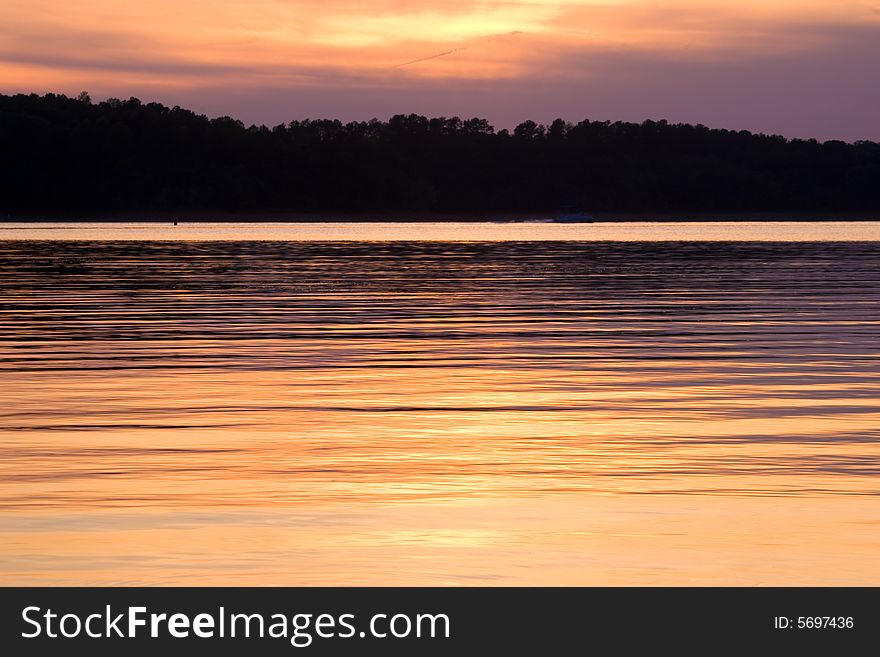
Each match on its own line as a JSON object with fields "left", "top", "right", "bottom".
{"left": 0, "top": 0, "right": 877, "bottom": 140}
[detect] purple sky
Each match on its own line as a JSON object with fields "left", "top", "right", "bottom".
{"left": 2, "top": 0, "right": 878, "bottom": 141}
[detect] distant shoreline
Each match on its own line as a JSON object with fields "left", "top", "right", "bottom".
{"left": 7, "top": 96, "right": 880, "bottom": 219}
{"left": 5, "top": 211, "right": 880, "bottom": 223}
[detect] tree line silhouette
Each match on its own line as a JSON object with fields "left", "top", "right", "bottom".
{"left": 2, "top": 92, "right": 879, "bottom": 216}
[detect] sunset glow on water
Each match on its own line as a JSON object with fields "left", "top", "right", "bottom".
{"left": 1, "top": 230, "right": 879, "bottom": 584}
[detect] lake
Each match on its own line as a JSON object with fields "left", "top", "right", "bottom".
{"left": 1, "top": 223, "right": 879, "bottom": 585}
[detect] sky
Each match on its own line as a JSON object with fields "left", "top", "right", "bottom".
{"left": 1, "top": 0, "right": 878, "bottom": 141}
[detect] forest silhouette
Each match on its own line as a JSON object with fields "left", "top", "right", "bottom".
{"left": 2, "top": 92, "right": 879, "bottom": 217}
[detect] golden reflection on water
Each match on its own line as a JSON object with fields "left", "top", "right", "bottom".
{"left": 2, "top": 221, "right": 880, "bottom": 241}
{"left": 1, "top": 238, "right": 879, "bottom": 584}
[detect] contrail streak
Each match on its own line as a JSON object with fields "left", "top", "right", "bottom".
{"left": 392, "top": 47, "right": 467, "bottom": 68}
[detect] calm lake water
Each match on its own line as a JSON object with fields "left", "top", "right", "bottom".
{"left": 1, "top": 223, "right": 879, "bottom": 584}
{"left": 2, "top": 220, "right": 880, "bottom": 241}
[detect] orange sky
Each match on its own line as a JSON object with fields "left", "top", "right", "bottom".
{"left": 1, "top": 1, "right": 878, "bottom": 139}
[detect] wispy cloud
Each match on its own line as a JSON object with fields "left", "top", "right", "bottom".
{"left": 0, "top": 1, "right": 876, "bottom": 139}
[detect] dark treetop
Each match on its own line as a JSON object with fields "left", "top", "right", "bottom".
{"left": 2, "top": 92, "right": 879, "bottom": 217}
